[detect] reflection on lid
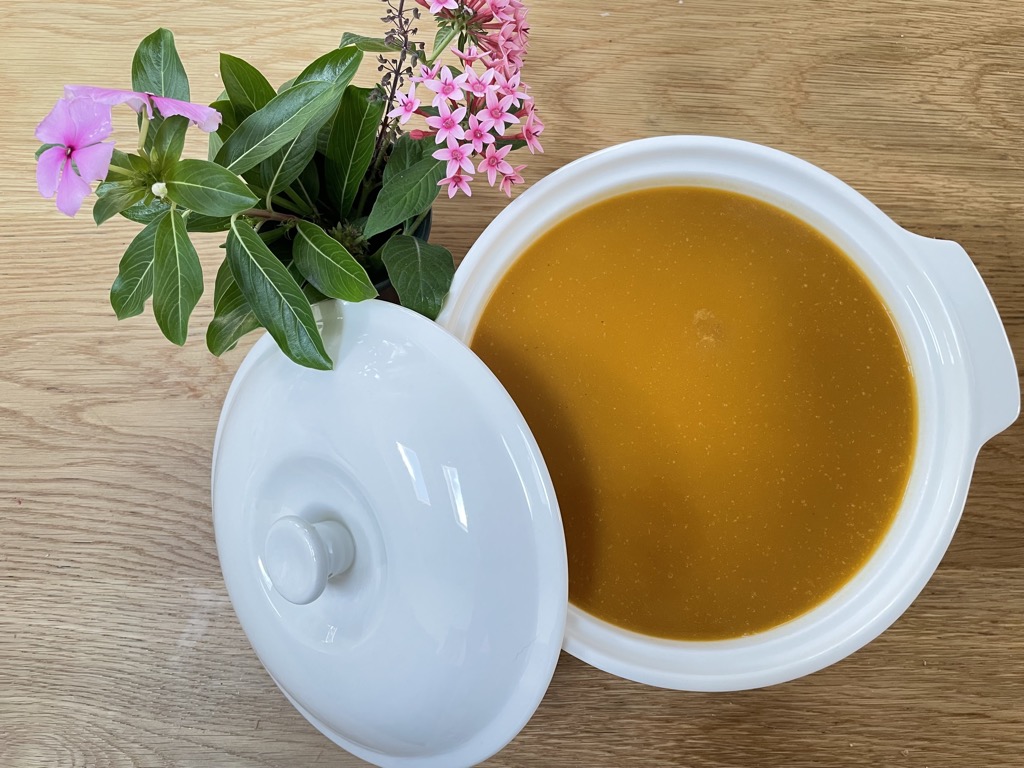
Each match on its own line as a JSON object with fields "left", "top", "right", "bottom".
{"left": 443, "top": 464, "right": 469, "bottom": 532}
{"left": 397, "top": 442, "right": 431, "bottom": 506}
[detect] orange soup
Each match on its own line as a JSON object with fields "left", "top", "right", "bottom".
{"left": 471, "top": 187, "right": 917, "bottom": 640}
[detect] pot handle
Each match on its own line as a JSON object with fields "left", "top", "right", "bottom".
{"left": 906, "top": 233, "right": 1019, "bottom": 446}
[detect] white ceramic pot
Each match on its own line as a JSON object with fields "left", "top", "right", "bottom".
{"left": 437, "top": 136, "right": 1020, "bottom": 691}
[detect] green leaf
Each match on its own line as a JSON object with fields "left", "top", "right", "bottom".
{"left": 93, "top": 181, "right": 148, "bottom": 226}
{"left": 383, "top": 133, "right": 428, "bottom": 184}
{"left": 293, "top": 46, "right": 363, "bottom": 87}
{"left": 35, "top": 143, "right": 58, "bottom": 160}
{"left": 363, "top": 158, "right": 444, "bottom": 239}
{"left": 207, "top": 258, "right": 262, "bottom": 355}
{"left": 381, "top": 235, "right": 454, "bottom": 320}
{"left": 120, "top": 196, "right": 169, "bottom": 225}
{"left": 294, "top": 159, "right": 320, "bottom": 211}
{"left": 258, "top": 122, "right": 319, "bottom": 200}
{"left": 110, "top": 214, "right": 163, "bottom": 319}
{"left": 293, "top": 221, "right": 376, "bottom": 302}
{"left": 339, "top": 32, "right": 402, "bottom": 52}
{"left": 227, "top": 217, "right": 331, "bottom": 370}
{"left": 110, "top": 149, "right": 151, "bottom": 178}
{"left": 208, "top": 130, "right": 223, "bottom": 162}
{"left": 216, "top": 80, "right": 344, "bottom": 174}
{"left": 132, "top": 28, "right": 189, "bottom": 100}
{"left": 431, "top": 26, "right": 459, "bottom": 60}
{"left": 324, "top": 86, "right": 386, "bottom": 219}
{"left": 150, "top": 115, "right": 189, "bottom": 174}
{"left": 220, "top": 53, "right": 276, "bottom": 120}
{"left": 184, "top": 212, "right": 232, "bottom": 232}
{"left": 153, "top": 209, "right": 204, "bottom": 345}
{"left": 164, "top": 159, "right": 258, "bottom": 217}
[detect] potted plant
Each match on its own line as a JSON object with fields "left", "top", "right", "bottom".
{"left": 34, "top": 0, "right": 543, "bottom": 370}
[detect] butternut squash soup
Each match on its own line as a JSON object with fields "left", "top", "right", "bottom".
{"left": 471, "top": 187, "right": 917, "bottom": 640}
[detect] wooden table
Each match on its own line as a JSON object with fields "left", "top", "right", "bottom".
{"left": 2, "top": 1, "right": 1022, "bottom": 765}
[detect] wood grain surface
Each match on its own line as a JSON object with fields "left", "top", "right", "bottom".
{"left": 2, "top": 1, "right": 1022, "bottom": 766}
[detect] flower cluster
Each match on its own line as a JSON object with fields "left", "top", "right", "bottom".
{"left": 394, "top": 0, "right": 543, "bottom": 198}
{"left": 36, "top": 86, "right": 220, "bottom": 216}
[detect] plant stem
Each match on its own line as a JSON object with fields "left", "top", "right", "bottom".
{"left": 368, "top": 0, "right": 411, "bottom": 182}
{"left": 404, "top": 208, "right": 430, "bottom": 235}
{"left": 137, "top": 113, "right": 150, "bottom": 155}
{"left": 243, "top": 208, "right": 300, "bottom": 222}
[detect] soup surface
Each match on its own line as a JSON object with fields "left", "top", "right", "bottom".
{"left": 471, "top": 186, "right": 917, "bottom": 640}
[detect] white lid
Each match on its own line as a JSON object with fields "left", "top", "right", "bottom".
{"left": 211, "top": 299, "right": 567, "bottom": 768}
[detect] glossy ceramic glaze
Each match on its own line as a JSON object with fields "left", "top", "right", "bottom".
{"left": 212, "top": 300, "right": 567, "bottom": 767}
{"left": 438, "top": 136, "right": 1020, "bottom": 690}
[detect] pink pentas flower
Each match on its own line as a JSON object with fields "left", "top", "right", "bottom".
{"left": 35, "top": 97, "right": 115, "bottom": 217}
{"left": 452, "top": 45, "right": 485, "bottom": 65}
{"left": 521, "top": 108, "right": 544, "bottom": 154}
{"left": 387, "top": 89, "right": 420, "bottom": 125}
{"left": 494, "top": 70, "right": 528, "bottom": 104}
{"left": 427, "top": 0, "right": 458, "bottom": 12}
{"left": 424, "top": 102, "right": 467, "bottom": 144}
{"left": 463, "top": 67, "right": 496, "bottom": 99}
{"left": 439, "top": 169, "right": 473, "bottom": 198}
{"left": 423, "top": 66, "right": 466, "bottom": 107}
{"left": 476, "top": 89, "right": 519, "bottom": 134}
{"left": 64, "top": 85, "right": 221, "bottom": 132}
{"left": 463, "top": 113, "right": 496, "bottom": 153}
{"left": 432, "top": 137, "right": 475, "bottom": 177}
{"left": 499, "top": 163, "right": 526, "bottom": 198}
{"left": 411, "top": 63, "right": 441, "bottom": 84}
{"left": 478, "top": 143, "right": 514, "bottom": 186}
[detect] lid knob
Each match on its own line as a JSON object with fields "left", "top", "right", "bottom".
{"left": 263, "top": 516, "right": 356, "bottom": 605}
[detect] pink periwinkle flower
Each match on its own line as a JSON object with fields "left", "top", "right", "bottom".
{"left": 425, "top": 102, "right": 467, "bottom": 144}
{"left": 432, "top": 137, "right": 475, "bottom": 177}
{"left": 499, "top": 163, "right": 526, "bottom": 198}
{"left": 64, "top": 85, "right": 221, "bottom": 132}
{"left": 478, "top": 143, "right": 514, "bottom": 187}
{"left": 439, "top": 169, "right": 473, "bottom": 199}
{"left": 463, "top": 113, "right": 496, "bottom": 154}
{"left": 35, "top": 97, "right": 115, "bottom": 217}
{"left": 387, "top": 89, "right": 421, "bottom": 125}
{"left": 423, "top": 66, "right": 467, "bottom": 108}
{"left": 427, "top": 0, "right": 458, "bottom": 12}
{"left": 476, "top": 89, "right": 519, "bottom": 135}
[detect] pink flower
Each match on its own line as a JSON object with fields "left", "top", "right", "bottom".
{"left": 452, "top": 45, "right": 485, "bottom": 65}
{"left": 521, "top": 108, "right": 544, "bottom": 154}
{"left": 423, "top": 66, "right": 466, "bottom": 107}
{"left": 64, "top": 85, "right": 222, "bottom": 132}
{"left": 408, "top": 129, "right": 434, "bottom": 141}
{"left": 499, "top": 164, "right": 526, "bottom": 198}
{"left": 439, "top": 170, "right": 473, "bottom": 198}
{"left": 432, "top": 137, "right": 475, "bottom": 177}
{"left": 411, "top": 63, "right": 441, "bottom": 84}
{"left": 494, "top": 70, "right": 528, "bottom": 105}
{"left": 477, "top": 143, "right": 514, "bottom": 186}
{"left": 387, "top": 89, "right": 421, "bottom": 125}
{"left": 35, "top": 97, "right": 115, "bottom": 217}
{"left": 463, "top": 67, "right": 496, "bottom": 99}
{"left": 428, "top": 0, "right": 458, "bottom": 12}
{"left": 463, "top": 113, "right": 495, "bottom": 153}
{"left": 475, "top": 89, "right": 519, "bottom": 135}
{"left": 424, "top": 102, "right": 467, "bottom": 144}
